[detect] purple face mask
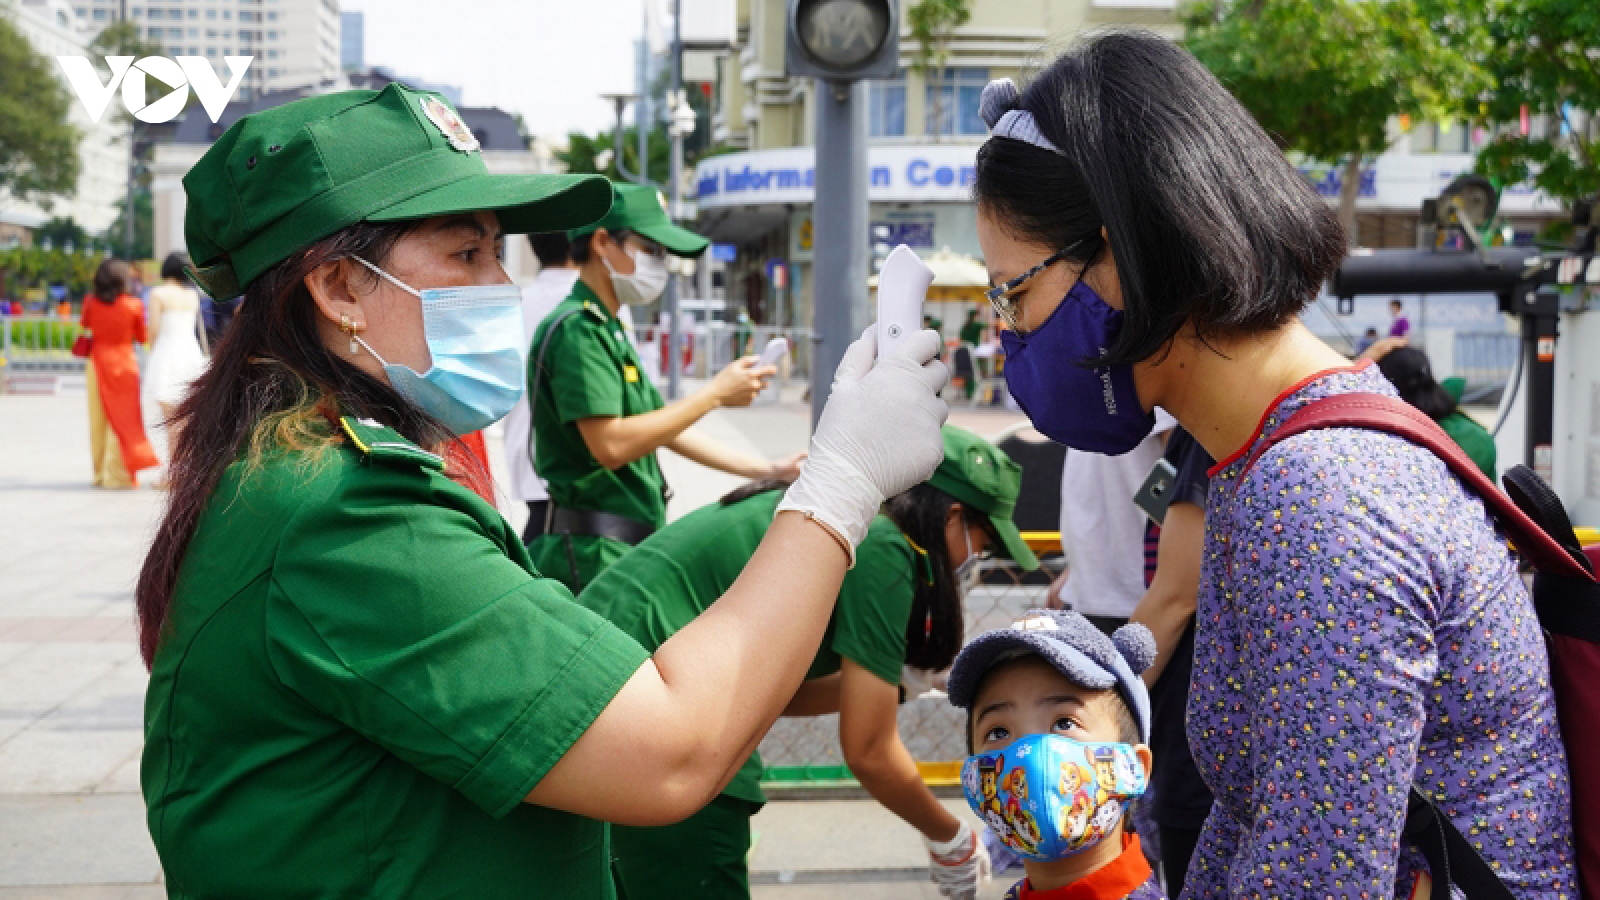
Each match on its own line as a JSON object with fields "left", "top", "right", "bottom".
{"left": 1000, "top": 280, "right": 1155, "bottom": 455}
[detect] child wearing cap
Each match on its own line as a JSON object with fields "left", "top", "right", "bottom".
{"left": 947, "top": 609, "right": 1164, "bottom": 900}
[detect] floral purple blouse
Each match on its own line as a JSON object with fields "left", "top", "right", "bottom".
{"left": 1182, "top": 363, "right": 1576, "bottom": 899}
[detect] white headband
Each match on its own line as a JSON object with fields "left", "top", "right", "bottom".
{"left": 979, "top": 78, "right": 1064, "bottom": 156}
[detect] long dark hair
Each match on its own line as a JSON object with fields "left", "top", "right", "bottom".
{"left": 1377, "top": 346, "right": 1457, "bottom": 421}
{"left": 134, "top": 222, "right": 455, "bottom": 667}
{"left": 720, "top": 480, "right": 975, "bottom": 671}
{"left": 973, "top": 30, "right": 1346, "bottom": 368}
{"left": 91, "top": 258, "right": 135, "bottom": 303}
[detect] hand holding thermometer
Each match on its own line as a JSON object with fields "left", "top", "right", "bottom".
{"left": 875, "top": 244, "right": 935, "bottom": 360}
{"left": 757, "top": 336, "right": 789, "bottom": 370}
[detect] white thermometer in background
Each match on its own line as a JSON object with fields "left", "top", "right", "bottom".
{"left": 875, "top": 244, "right": 935, "bottom": 360}
{"left": 757, "top": 336, "right": 789, "bottom": 369}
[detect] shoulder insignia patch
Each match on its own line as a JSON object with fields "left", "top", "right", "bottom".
{"left": 339, "top": 416, "right": 444, "bottom": 470}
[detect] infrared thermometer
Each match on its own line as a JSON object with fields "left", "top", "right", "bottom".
{"left": 757, "top": 336, "right": 788, "bottom": 369}
{"left": 875, "top": 244, "right": 935, "bottom": 360}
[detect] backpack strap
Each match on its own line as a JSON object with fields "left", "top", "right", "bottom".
{"left": 526, "top": 306, "right": 585, "bottom": 451}
{"left": 1240, "top": 392, "right": 1597, "bottom": 900}
{"left": 1241, "top": 393, "right": 1593, "bottom": 581}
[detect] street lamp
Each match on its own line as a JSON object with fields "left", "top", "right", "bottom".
{"left": 599, "top": 92, "right": 658, "bottom": 189}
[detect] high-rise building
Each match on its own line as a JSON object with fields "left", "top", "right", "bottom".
{"left": 338, "top": 8, "right": 358, "bottom": 69}
{"left": 70, "top": 0, "right": 341, "bottom": 100}
{"left": 0, "top": 0, "right": 131, "bottom": 235}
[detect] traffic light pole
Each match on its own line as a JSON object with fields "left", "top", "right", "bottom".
{"left": 810, "top": 79, "right": 870, "bottom": 426}
{"left": 665, "top": 0, "right": 684, "bottom": 401}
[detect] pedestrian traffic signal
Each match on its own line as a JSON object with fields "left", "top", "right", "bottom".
{"left": 785, "top": 0, "right": 898, "bottom": 80}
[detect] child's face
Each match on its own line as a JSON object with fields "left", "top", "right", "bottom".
{"left": 970, "top": 656, "right": 1126, "bottom": 752}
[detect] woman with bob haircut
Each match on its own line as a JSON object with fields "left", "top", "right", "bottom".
{"left": 972, "top": 31, "right": 1574, "bottom": 898}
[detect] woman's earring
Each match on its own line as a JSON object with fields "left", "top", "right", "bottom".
{"left": 340, "top": 314, "right": 360, "bottom": 355}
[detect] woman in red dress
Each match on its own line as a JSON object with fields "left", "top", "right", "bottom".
{"left": 81, "top": 259, "right": 158, "bottom": 488}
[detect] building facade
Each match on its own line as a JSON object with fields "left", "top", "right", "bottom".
{"left": 2, "top": 0, "right": 131, "bottom": 235}
{"left": 70, "top": 0, "right": 341, "bottom": 99}
{"left": 692, "top": 0, "right": 1566, "bottom": 335}
{"left": 696, "top": 0, "right": 1181, "bottom": 330}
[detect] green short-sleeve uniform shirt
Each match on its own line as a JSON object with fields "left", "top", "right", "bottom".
{"left": 528, "top": 281, "right": 665, "bottom": 526}
{"left": 579, "top": 490, "right": 916, "bottom": 803}
{"left": 141, "top": 416, "right": 650, "bottom": 899}
{"left": 526, "top": 281, "right": 667, "bottom": 591}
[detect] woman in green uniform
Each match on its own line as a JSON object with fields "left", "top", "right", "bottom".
{"left": 135, "top": 84, "right": 950, "bottom": 898}
{"left": 582, "top": 426, "right": 1038, "bottom": 900}
{"left": 527, "top": 182, "right": 805, "bottom": 594}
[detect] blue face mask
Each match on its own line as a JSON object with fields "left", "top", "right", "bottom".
{"left": 353, "top": 258, "right": 526, "bottom": 435}
{"left": 1000, "top": 280, "right": 1155, "bottom": 455}
{"left": 962, "top": 734, "right": 1147, "bottom": 861}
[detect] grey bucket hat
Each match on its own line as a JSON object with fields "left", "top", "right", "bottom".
{"left": 947, "top": 608, "right": 1156, "bottom": 743}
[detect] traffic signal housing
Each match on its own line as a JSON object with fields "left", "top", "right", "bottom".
{"left": 785, "top": 0, "right": 899, "bottom": 81}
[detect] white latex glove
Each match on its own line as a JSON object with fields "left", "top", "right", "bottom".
{"left": 901, "top": 665, "right": 938, "bottom": 699}
{"left": 926, "top": 821, "right": 992, "bottom": 900}
{"left": 778, "top": 327, "right": 948, "bottom": 563}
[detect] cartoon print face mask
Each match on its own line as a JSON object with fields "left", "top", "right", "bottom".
{"left": 961, "top": 734, "right": 1146, "bottom": 861}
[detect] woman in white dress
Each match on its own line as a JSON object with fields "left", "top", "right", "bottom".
{"left": 142, "top": 253, "right": 208, "bottom": 467}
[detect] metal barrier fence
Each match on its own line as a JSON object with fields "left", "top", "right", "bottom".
{"left": 759, "top": 555, "right": 1063, "bottom": 784}
{"left": 1, "top": 314, "right": 85, "bottom": 372}
{"left": 1453, "top": 331, "right": 1519, "bottom": 389}
{"left": 633, "top": 324, "right": 815, "bottom": 397}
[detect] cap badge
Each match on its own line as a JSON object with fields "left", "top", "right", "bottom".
{"left": 1012, "top": 615, "right": 1059, "bottom": 632}
{"left": 420, "top": 95, "right": 480, "bottom": 154}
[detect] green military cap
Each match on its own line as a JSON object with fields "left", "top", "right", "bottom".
{"left": 926, "top": 426, "right": 1039, "bottom": 571}
{"left": 182, "top": 83, "right": 615, "bottom": 297}
{"left": 567, "top": 182, "right": 709, "bottom": 258}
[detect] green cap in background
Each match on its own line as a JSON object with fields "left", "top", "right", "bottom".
{"left": 182, "top": 83, "right": 616, "bottom": 297}
{"left": 927, "top": 426, "right": 1039, "bottom": 571}
{"left": 567, "top": 182, "right": 709, "bottom": 258}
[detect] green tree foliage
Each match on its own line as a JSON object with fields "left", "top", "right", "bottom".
{"left": 1184, "top": 0, "right": 1492, "bottom": 236}
{"left": 0, "top": 244, "right": 105, "bottom": 300}
{"left": 103, "top": 190, "right": 153, "bottom": 260}
{"left": 35, "top": 217, "right": 89, "bottom": 251}
{"left": 559, "top": 126, "right": 670, "bottom": 185}
{"left": 1469, "top": 0, "right": 1600, "bottom": 206}
{"left": 0, "top": 15, "right": 80, "bottom": 205}
{"left": 909, "top": 0, "right": 972, "bottom": 141}
{"left": 86, "top": 21, "right": 166, "bottom": 72}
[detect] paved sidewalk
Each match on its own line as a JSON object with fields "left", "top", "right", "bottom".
{"left": 0, "top": 388, "right": 1026, "bottom": 898}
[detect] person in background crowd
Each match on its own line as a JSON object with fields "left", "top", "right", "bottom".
{"left": 583, "top": 428, "right": 1035, "bottom": 900}
{"left": 503, "top": 232, "right": 579, "bottom": 544}
{"left": 526, "top": 183, "right": 803, "bottom": 594}
{"left": 142, "top": 252, "right": 208, "bottom": 472}
{"left": 137, "top": 84, "right": 953, "bottom": 898}
{"left": 1372, "top": 344, "right": 1497, "bottom": 481}
{"left": 973, "top": 31, "right": 1573, "bottom": 896}
{"left": 1126, "top": 428, "right": 1213, "bottom": 895}
{"left": 960, "top": 309, "right": 985, "bottom": 347}
{"left": 1352, "top": 327, "right": 1378, "bottom": 357}
{"left": 81, "top": 258, "right": 159, "bottom": 489}
{"left": 1047, "top": 411, "right": 1175, "bottom": 633}
{"left": 1387, "top": 298, "right": 1410, "bottom": 338}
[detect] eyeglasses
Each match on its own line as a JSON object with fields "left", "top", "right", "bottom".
{"left": 984, "top": 238, "right": 1086, "bottom": 333}
{"left": 623, "top": 234, "right": 667, "bottom": 260}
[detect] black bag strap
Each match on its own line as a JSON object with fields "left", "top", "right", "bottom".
{"left": 526, "top": 306, "right": 584, "bottom": 457}
{"left": 1406, "top": 788, "right": 1516, "bottom": 900}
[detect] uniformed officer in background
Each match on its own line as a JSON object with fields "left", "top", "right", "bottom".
{"left": 526, "top": 182, "right": 804, "bottom": 593}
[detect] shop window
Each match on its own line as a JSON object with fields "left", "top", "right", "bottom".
{"left": 925, "top": 68, "right": 988, "bottom": 137}
{"left": 869, "top": 78, "right": 906, "bottom": 137}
